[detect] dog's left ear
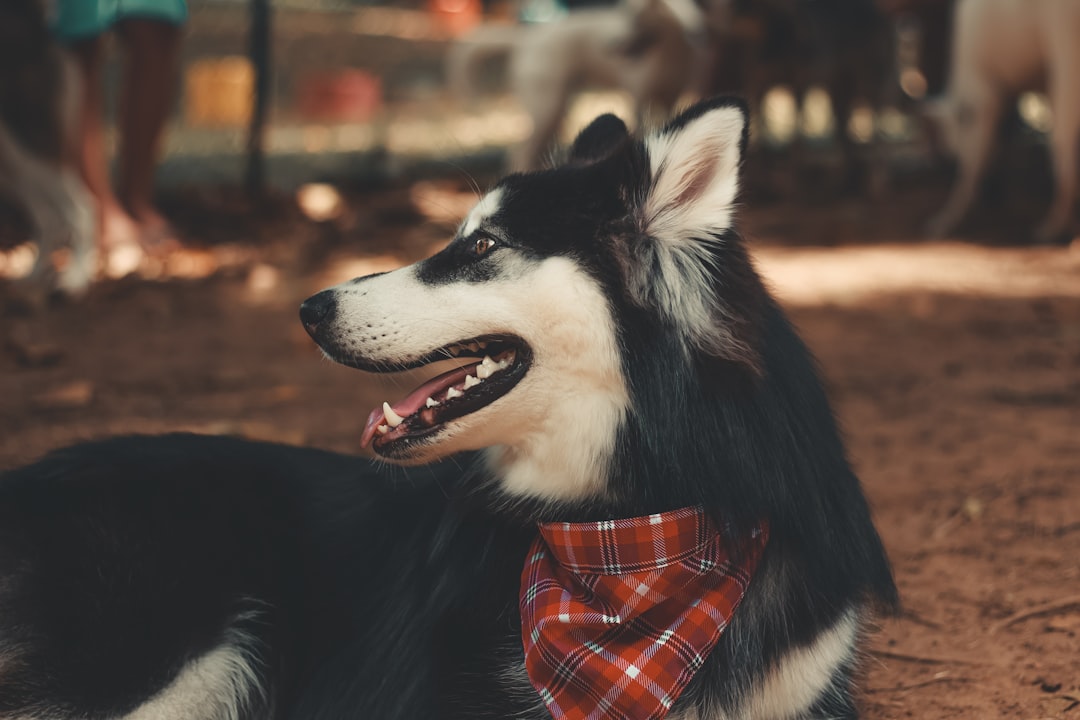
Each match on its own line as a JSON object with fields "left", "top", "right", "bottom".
{"left": 640, "top": 97, "right": 747, "bottom": 243}
{"left": 624, "top": 97, "right": 762, "bottom": 368}
{"left": 569, "top": 113, "right": 630, "bottom": 165}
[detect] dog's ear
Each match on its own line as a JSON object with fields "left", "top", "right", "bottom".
{"left": 568, "top": 113, "right": 630, "bottom": 165}
{"left": 640, "top": 97, "right": 747, "bottom": 244}
{"left": 622, "top": 97, "right": 762, "bottom": 368}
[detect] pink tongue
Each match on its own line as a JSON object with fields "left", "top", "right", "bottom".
{"left": 360, "top": 360, "right": 482, "bottom": 448}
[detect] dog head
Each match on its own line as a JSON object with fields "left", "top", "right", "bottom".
{"left": 302, "top": 97, "right": 766, "bottom": 507}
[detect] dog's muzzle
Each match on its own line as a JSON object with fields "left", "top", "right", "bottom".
{"left": 300, "top": 290, "right": 337, "bottom": 338}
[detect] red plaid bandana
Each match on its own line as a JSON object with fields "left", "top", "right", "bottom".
{"left": 520, "top": 507, "right": 768, "bottom": 720}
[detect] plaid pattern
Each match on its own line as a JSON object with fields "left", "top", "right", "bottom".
{"left": 521, "top": 507, "right": 768, "bottom": 720}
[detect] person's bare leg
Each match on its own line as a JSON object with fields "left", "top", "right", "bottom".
{"left": 115, "top": 18, "right": 182, "bottom": 244}
{"left": 67, "top": 34, "right": 140, "bottom": 251}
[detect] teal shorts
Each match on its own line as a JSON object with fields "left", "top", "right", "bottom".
{"left": 52, "top": 0, "right": 188, "bottom": 41}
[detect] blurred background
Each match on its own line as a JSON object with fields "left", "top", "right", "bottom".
{"left": 0, "top": 0, "right": 1077, "bottom": 717}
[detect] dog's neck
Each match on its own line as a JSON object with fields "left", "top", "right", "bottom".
{"left": 481, "top": 402, "right": 621, "bottom": 513}
{"left": 478, "top": 387, "right": 629, "bottom": 519}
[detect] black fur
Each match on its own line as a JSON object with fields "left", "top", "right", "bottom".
{"left": 0, "top": 97, "right": 896, "bottom": 719}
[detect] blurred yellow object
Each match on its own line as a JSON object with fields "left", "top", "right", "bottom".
{"left": 297, "top": 183, "right": 344, "bottom": 222}
{"left": 1018, "top": 92, "right": 1053, "bottom": 134}
{"left": 184, "top": 57, "right": 254, "bottom": 127}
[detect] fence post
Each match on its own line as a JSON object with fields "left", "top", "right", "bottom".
{"left": 246, "top": 0, "right": 271, "bottom": 201}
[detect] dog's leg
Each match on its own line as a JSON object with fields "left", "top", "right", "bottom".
{"left": 866, "top": 24, "right": 900, "bottom": 199}
{"left": 0, "top": 125, "right": 55, "bottom": 304}
{"left": 828, "top": 68, "right": 862, "bottom": 195}
{"left": 53, "top": 50, "right": 98, "bottom": 295}
{"left": 53, "top": 171, "right": 98, "bottom": 296}
{"left": 925, "top": 90, "right": 1003, "bottom": 238}
{"left": 1035, "top": 31, "right": 1080, "bottom": 244}
{"left": 7, "top": 160, "right": 97, "bottom": 299}
{"left": 119, "top": 634, "right": 269, "bottom": 720}
{"left": 508, "top": 43, "right": 573, "bottom": 173}
{"left": 512, "top": 85, "right": 571, "bottom": 172}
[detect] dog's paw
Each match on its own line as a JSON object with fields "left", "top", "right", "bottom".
{"left": 56, "top": 269, "right": 93, "bottom": 298}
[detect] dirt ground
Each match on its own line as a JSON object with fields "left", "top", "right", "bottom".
{"left": 1, "top": 182, "right": 1078, "bottom": 718}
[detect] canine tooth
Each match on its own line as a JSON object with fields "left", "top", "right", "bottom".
{"left": 477, "top": 356, "right": 497, "bottom": 379}
{"left": 464, "top": 374, "right": 482, "bottom": 389}
{"left": 425, "top": 397, "right": 440, "bottom": 408}
{"left": 446, "top": 386, "right": 463, "bottom": 399}
{"left": 377, "top": 424, "right": 389, "bottom": 435}
{"left": 382, "top": 402, "right": 405, "bottom": 428}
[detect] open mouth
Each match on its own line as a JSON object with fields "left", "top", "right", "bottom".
{"left": 357, "top": 335, "right": 532, "bottom": 455}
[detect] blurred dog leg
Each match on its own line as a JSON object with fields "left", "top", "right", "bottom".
{"left": 927, "top": 0, "right": 1080, "bottom": 242}
{"left": 1036, "top": 23, "right": 1080, "bottom": 243}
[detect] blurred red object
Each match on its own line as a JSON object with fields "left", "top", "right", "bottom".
{"left": 297, "top": 70, "right": 382, "bottom": 123}
{"left": 428, "top": 0, "right": 481, "bottom": 37}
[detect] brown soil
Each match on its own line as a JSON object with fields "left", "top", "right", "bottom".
{"left": 1, "top": 185, "right": 1077, "bottom": 718}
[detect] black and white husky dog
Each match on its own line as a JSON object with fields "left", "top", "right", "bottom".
{"left": 0, "top": 97, "right": 897, "bottom": 720}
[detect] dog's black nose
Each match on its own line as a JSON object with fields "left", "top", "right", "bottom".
{"left": 300, "top": 290, "right": 336, "bottom": 336}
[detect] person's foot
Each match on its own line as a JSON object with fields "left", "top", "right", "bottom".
{"left": 99, "top": 204, "right": 145, "bottom": 279}
{"left": 128, "top": 204, "right": 181, "bottom": 254}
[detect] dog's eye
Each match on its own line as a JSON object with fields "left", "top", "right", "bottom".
{"left": 473, "top": 236, "right": 496, "bottom": 256}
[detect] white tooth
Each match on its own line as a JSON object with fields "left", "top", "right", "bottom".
{"left": 377, "top": 424, "right": 389, "bottom": 435}
{"left": 497, "top": 358, "right": 509, "bottom": 370}
{"left": 383, "top": 402, "right": 405, "bottom": 428}
{"left": 464, "top": 374, "right": 481, "bottom": 389}
{"left": 425, "top": 397, "right": 440, "bottom": 408}
{"left": 477, "top": 356, "right": 496, "bottom": 379}
{"left": 446, "top": 386, "right": 463, "bottom": 399}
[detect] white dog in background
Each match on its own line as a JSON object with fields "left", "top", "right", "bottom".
{"left": 926, "top": 0, "right": 1080, "bottom": 243}
{"left": 0, "top": 1, "right": 96, "bottom": 304}
{"left": 447, "top": 0, "right": 707, "bottom": 171}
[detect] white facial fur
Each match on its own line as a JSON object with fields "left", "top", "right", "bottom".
{"left": 460, "top": 187, "right": 504, "bottom": 238}
{"left": 323, "top": 242, "right": 629, "bottom": 503}
{"left": 321, "top": 104, "right": 747, "bottom": 500}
